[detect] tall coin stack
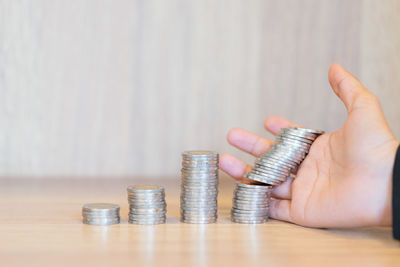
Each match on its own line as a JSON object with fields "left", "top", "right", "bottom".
{"left": 82, "top": 203, "right": 120, "bottom": 225}
{"left": 231, "top": 182, "right": 272, "bottom": 224}
{"left": 245, "top": 127, "right": 324, "bottom": 185}
{"left": 127, "top": 185, "right": 167, "bottom": 225}
{"left": 180, "top": 151, "right": 219, "bottom": 224}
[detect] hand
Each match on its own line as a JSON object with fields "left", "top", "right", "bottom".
{"left": 220, "top": 63, "right": 399, "bottom": 227}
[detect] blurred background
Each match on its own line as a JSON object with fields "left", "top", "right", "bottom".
{"left": 0, "top": 0, "right": 399, "bottom": 178}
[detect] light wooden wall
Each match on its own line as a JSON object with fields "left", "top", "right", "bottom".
{"left": 0, "top": 0, "right": 399, "bottom": 178}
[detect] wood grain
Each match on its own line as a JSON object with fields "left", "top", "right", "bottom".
{"left": 0, "top": 0, "right": 399, "bottom": 177}
{"left": 0, "top": 177, "right": 399, "bottom": 267}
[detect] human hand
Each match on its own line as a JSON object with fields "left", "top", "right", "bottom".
{"left": 220, "top": 63, "right": 399, "bottom": 227}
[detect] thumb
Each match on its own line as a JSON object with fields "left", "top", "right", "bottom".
{"left": 328, "top": 63, "right": 372, "bottom": 113}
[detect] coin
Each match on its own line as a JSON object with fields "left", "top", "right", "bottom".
{"left": 243, "top": 127, "right": 324, "bottom": 185}
{"left": 180, "top": 151, "right": 219, "bottom": 224}
{"left": 231, "top": 182, "right": 272, "bottom": 224}
{"left": 82, "top": 203, "right": 120, "bottom": 226}
{"left": 127, "top": 185, "right": 167, "bottom": 225}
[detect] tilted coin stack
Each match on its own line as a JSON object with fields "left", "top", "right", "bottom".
{"left": 82, "top": 203, "right": 120, "bottom": 225}
{"left": 180, "top": 151, "right": 219, "bottom": 224}
{"left": 231, "top": 182, "right": 272, "bottom": 224}
{"left": 232, "top": 127, "right": 324, "bottom": 224}
{"left": 245, "top": 127, "right": 324, "bottom": 185}
{"left": 127, "top": 185, "right": 167, "bottom": 225}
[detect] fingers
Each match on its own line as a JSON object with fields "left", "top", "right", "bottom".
{"left": 264, "top": 116, "right": 300, "bottom": 135}
{"left": 227, "top": 128, "right": 272, "bottom": 157}
{"left": 328, "top": 63, "right": 372, "bottom": 113}
{"left": 271, "top": 176, "right": 293, "bottom": 200}
{"left": 219, "top": 154, "right": 251, "bottom": 180}
{"left": 269, "top": 199, "right": 292, "bottom": 223}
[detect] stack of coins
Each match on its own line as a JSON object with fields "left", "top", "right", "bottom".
{"left": 231, "top": 182, "right": 272, "bottom": 224}
{"left": 245, "top": 127, "right": 324, "bottom": 185}
{"left": 82, "top": 203, "right": 120, "bottom": 225}
{"left": 127, "top": 185, "right": 167, "bottom": 225}
{"left": 180, "top": 150, "right": 219, "bottom": 224}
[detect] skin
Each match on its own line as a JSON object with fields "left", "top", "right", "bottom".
{"left": 220, "top": 63, "right": 399, "bottom": 228}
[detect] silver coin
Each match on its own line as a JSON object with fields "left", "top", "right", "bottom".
{"left": 278, "top": 129, "right": 316, "bottom": 139}
{"left": 182, "top": 163, "right": 219, "bottom": 167}
{"left": 243, "top": 126, "right": 323, "bottom": 188}
{"left": 129, "top": 204, "right": 166, "bottom": 210}
{"left": 233, "top": 197, "right": 269, "bottom": 204}
{"left": 127, "top": 197, "right": 165, "bottom": 202}
{"left": 233, "top": 195, "right": 269, "bottom": 201}
{"left": 82, "top": 210, "right": 119, "bottom": 217}
{"left": 82, "top": 203, "right": 120, "bottom": 212}
{"left": 180, "top": 206, "right": 218, "bottom": 211}
{"left": 231, "top": 209, "right": 269, "bottom": 215}
{"left": 288, "top": 127, "right": 324, "bottom": 135}
{"left": 127, "top": 185, "right": 164, "bottom": 192}
{"left": 181, "top": 185, "right": 218, "bottom": 190}
{"left": 181, "top": 202, "right": 217, "bottom": 207}
{"left": 181, "top": 196, "right": 217, "bottom": 201}
{"left": 182, "top": 170, "right": 219, "bottom": 174}
{"left": 233, "top": 200, "right": 269, "bottom": 207}
{"left": 231, "top": 212, "right": 267, "bottom": 220}
{"left": 128, "top": 195, "right": 165, "bottom": 199}
{"left": 244, "top": 172, "right": 280, "bottom": 185}
{"left": 278, "top": 133, "right": 314, "bottom": 144}
{"left": 181, "top": 219, "right": 216, "bottom": 224}
{"left": 181, "top": 211, "right": 217, "bottom": 215}
{"left": 180, "top": 192, "right": 218, "bottom": 197}
{"left": 268, "top": 145, "right": 308, "bottom": 159}
{"left": 262, "top": 151, "right": 304, "bottom": 164}
{"left": 181, "top": 207, "right": 218, "bottom": 211}
{"left": 129, "top": 220, "right": 166, "bottom": 225}
{"left": 255, "top": 158, "right": 295, "bottom": 170}
{"left": 275, "top": 140, "right": 311, "bottom": 151}
{"left": 181, "top": 173, "right": 219, "bottom": 178}
{"left": 129, "top": 209, "right": 166, "bottom": 214}
{"left": 181, "top": 218, "right": 217, "bottom": 222}
{"left": 233, "top": 198, "right": 269, "bottom": 205}
{"left": 129, "top": 216, "right": 166, "bottom": 222}
{"left": 269, "top": 142, "right": 309, "bottom": 153}
{"left": 254, "top": 161, "right": 292, "bottom": 173}
{"left": 181, "top": 193, "right": 217, "bottom": 198}
{"left": 127, "top": 192, "right": 165, "bottom": 196}
{"left": 182, "top": 150, "right": 218, "bottom": 156}
{"left": 231, "top": 217, "right": 267, "bottom": 224}
{"left": 251, "top": 165, "right": 290, "bottom": 177}
{"left": 234, "top": 190, "right": 272, "bottom": 196}
{"left": 128, "top": 200, "right": 165, "bottom": 205}
{"left": 236, "top": 182, "right": 272, "bottom": 190}
{"left": 249, "top": 170, "right": 288, "bottom": 181}
{"left": 83, "top": 217, "right": 120, "bottom": 225}
{"left": 181, "top": 177, "right": 219, "bottom": 182}
{"left": 181, "top": 214, "right": 217, "bottom": 219}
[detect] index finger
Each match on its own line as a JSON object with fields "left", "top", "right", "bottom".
{"left": 264, "top": 116, "right": 301, "bottom": 135}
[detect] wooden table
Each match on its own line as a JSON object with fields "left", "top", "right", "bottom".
{"left": 0, "top": 177, "right": 399, "bottom": 267}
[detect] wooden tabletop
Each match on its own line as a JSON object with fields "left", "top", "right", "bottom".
{"left": 0, "top": 177, "right": 399, "bottom": 267}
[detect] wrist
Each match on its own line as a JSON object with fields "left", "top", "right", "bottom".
{"left": 377, "top": 140, "right": 399, "bottom": 226}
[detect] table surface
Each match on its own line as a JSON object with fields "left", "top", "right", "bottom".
{"left": 1, "top": 177, "right": 399, "bottom": 267}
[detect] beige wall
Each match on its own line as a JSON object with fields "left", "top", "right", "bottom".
{"left": 0, "top": 0, "right": 399, "bottom": 178}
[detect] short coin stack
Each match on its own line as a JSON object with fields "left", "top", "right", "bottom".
{"left": 231, "top": 182, "right": 272, "bottom": 224}
{"left": 82, "top": 203, "right": 120, "bottom": 225}
{"left": 127, "top": 185, "right": 167, "bottom": 225}
{"left": 245, "top": 127, "right": 324, "bottom": 185}
{"left": 180, "top": 150, "right": 219, "bottom": 224}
